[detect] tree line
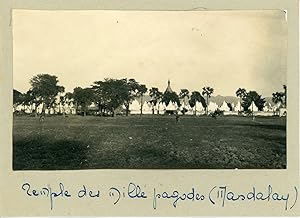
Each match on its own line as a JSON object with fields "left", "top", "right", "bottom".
{"left": 13, "top": 73, "right": 286, "bottom": 117}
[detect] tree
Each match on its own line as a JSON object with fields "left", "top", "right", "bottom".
{"left": 202, "top": 86, "right": 214, "bottom": 115}
{"left": 179, "top": 89, "right": 189, "bottom": 114}
{"left": 272, "top": 92, "right": 284, "bottom": 105}
{"left": 22, "top": 90, "right": 39, "bottom": 116}
{"left": 56, "top": 86, "right": 65, "bottom": 114}
{"left": 272, "top": 85, "right": 287, "bottom": 108}
{"left": 29, "top": 74, "right": 64, "bottom": 114}
{"left": 58, "top": 92, "right": 73, "bottom": 116}
{"left": 242, "top": 91, "right": 266, "bottom": 111}
{"left": 13, "top": 89, "right": 23, "bottom": 112}
{"left": 283, "top": 85, "right": 287, "bottom": 107}
{"left": 149, "top": 87, "right": 163, "bottom": 114}
{"left": 189, "top": 91, "right": 206, "bottom": 115}
{"left": 73, "top": 87, "right": 94, "bottom": 116}
{"left": 123, "top": 79, "right": 141, "bottom": 116}
{"left": 64, "top": 92, "right": 74, "bottom": 115}
{"left": 93, "top": 79, "right": 132, "bottom": 116}
{"left": 236, "top": 88, "right": 247, "bottom": 111}
{"left": 136, "top": 84, "right": 148, "bottom": 115}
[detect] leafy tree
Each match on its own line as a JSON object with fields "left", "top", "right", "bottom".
{"left": 58, "top": 92, "right": 73, "bottom": 116}
{"left": 149, "top": 87, "right": 163, "bottom": 114}
{"left": 236, "top": 88, "right": 247, "bottom": 111}
{"left": 93, "top": 79, "right": 148, "bottom": 116}
{"left": 124, "top": 79, "right": 141, "bottom": 116}
{"left": 93, "top": 80, "right": 108, "bottom": 115}
{"left": 93, "top": 79, "right": 132, "bottom": 116}
{"left": 29, "top": 74, "right": 64, "bottom": 113}
{"left": 242, "top": 91, "right": 266, "bottom": 111}
{"left": 65, "top": 92, "right": 74, "bottom": 113}
{"left": 202, "top": 86, "right": 214, "bottom": 114}
{"left": 73, "top": 87, "right": 94, "bottom": 116}
{"left": 22, "top": 90, "right": 39, "bottom": 116}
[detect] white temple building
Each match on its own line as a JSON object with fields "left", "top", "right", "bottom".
{"left": 219, "top": 101, "right": 230, "bottom": 112}
{"left": 208, "top": 101, "right": 218, "bottom": 112}
{"left": 129, "top": 99, "right": 141, "bottom": 114}
{"left": 250, "top": 101, "right": 258, "bottom": 112}
{"left": 142, "top": 102, "right": 152, "bottom": 114}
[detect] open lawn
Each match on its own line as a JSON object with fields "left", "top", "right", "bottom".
{"left": 13, "top": 115, "right": 286, "bottom": 170}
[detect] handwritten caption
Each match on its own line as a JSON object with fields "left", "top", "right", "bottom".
{"left": 21, "top": 182, "right": 298, "bottom": 211}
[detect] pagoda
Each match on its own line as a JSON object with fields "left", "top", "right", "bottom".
{"left": 164, "top": 80, "right": 178, "bottom": 114}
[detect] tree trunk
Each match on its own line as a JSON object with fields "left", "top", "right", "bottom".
{"left": 42, "top": 103, "right": 45, "bottom": 114}
{"left": 206, "top": 96, "right": 209, "bottom": 115}
{"left": 126, "top": 105, "right": 129, "bottom": 116}
{"left": 112, "top": 107, "right": 115, "bottom": 117}
{"left": 252, "top": 103, "right": 254, "bottom": 120}
{"left": 240, "top": 98, "right": 242, "bottom": 112}
{"left": 34, "top": 103, "right": 39, "bottom": 117}
{"left": 76, "top": 103, "right": 79, "bottom": 115}
{"left": 140, "top": 95, "right": 143, "bottom": 116}
{"left": 98, "top": 103, "right": 101, "bottom": 116}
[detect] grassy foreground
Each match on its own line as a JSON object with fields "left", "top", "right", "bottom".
{"left": 13, "top": 115, "right": 286, "bottom": 170}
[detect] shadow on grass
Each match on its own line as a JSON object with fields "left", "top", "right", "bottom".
{"left": 13, "top": 136, "right": 88, "bottom": 170}
{"left": 237, "top": 123, "right": 286, "bottom": 131}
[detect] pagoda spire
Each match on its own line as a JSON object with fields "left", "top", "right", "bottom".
{"left": 165, "top": 79, "right": 173, "bottom": 93}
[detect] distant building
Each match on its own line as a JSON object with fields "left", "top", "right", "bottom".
{"left": 165, "top": 79, "right": 173, "bottom": 93}
{"left": 164, "top": 80, "right": 178, "bottom": 114}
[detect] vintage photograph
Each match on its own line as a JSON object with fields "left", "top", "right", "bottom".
{"left": 12, "top": 10, "right": 287, "bottom": 170}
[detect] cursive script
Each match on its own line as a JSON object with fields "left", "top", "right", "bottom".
{"left": 21, "top": 182, "right": 298, "bottom": 211}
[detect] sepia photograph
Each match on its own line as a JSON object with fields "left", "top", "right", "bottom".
{"left": 12, "top": 10, "right": 287, "bottom": 170}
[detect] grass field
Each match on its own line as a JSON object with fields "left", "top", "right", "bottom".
{"left": 13, "top": 115, "right": 286, "bottom": 170}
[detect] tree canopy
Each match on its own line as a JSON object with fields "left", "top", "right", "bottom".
{"left": 189, "top": 91, "right": 206, "bottom": 114}
{"left": 13, "top": 89, "right": 23, "bottom": 106}
{"left": 241, "top": 91, "right": 266, "bottom": 111}
{"left": 29, "top": 74, "right": 64, "bottom": 110}
{"left": 73, "top": 87, "right": 94, "bottom": 115}
{"left": 272, "top": 85, "right": 287, "bottom": 108}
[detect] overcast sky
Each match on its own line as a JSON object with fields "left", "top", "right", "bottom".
{"left": 13, "top": 10, "right": 287, "bottom": 96}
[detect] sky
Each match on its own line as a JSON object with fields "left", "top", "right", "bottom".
{"left": 13, "top": 10, "right": 287, "bottom": 97}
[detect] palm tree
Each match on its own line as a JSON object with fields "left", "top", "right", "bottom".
{"left": 272, "top": 92, "right": 284, "bottom": 105}
{"left": 179, "top": 89, "right": 189, "bottom": 109}
{"left": 190, "top": 91, "right": 202, "bottom": 115}
{"left": 202, "top": 87, "right": 214, "bottom": 115}
{"left": 235, "top": 88, "right": 247, "bottom": 111}
{"left": 283, "top": 85, "right": 287, "bottom": 108}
